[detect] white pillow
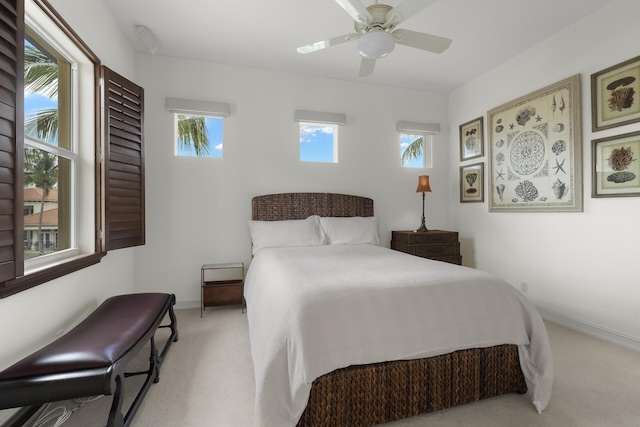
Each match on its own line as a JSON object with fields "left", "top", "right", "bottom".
{"left": 319, "top": 216, "right": 380, "bottom": 245}
{"left": 248, "top": 215, "right": 326, "bottom": 255}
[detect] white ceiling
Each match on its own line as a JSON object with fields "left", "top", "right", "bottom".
{"left": 103, "top": 0, "right": 614, "bottom": 93}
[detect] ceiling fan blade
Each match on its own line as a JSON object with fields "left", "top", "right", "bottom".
{"left": 386, "top": 0, "right": 438, "bottom": 26}
{"left": 335, "top": 0, "right": 373, "bottom": 24}
{"left": 359, "top": 58, "right": 376, "bottom": 77}
{"left": 297, "top": 33, "right": 360, "bottom": 54}
{"left": 393, "top": 29, "right": 452, "bottom": 54}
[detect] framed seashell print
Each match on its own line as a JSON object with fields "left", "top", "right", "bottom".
{"left": 487, "top": 74, "right": 583, "bottom": 212}
{"left": 460, "top": 162, "right": 484, "bottom": 203}
{"left": 459, "top": 117, "right": 484, "bottom": 161}
{"left": 591, "top": 55, "right": 640, "bottom": 132}
{"left": 592, "top": 130, "right": 640, "bottom": 197}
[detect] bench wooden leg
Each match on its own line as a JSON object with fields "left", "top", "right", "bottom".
{"left": 122, "top": 336, "right": 160, "bottom": 427}
{"left": 157, "top": 297, "right": 179, "bottom": 366}
{"left": 151, "top": 336, "right": 161, "bottom": 383}
{"left": 120, "top": 298, "right": 177, "bottom": 426}
{"left": 107, "top": 374, "right": 125, "bottom": 427}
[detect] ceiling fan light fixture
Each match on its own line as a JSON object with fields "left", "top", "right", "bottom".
{"left": 357, "top": 31, "right": 395, "bottom": 59}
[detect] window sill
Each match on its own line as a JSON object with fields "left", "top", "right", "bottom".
{"left": 0, "top": 252, "right": 107, "bottom": 298}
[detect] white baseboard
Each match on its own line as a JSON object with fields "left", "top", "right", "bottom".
{"left": 175, "top": 300, "right": 200, "bottom": 310}
{"left": 537, "top": 307, "right": 640, "bottom": 353}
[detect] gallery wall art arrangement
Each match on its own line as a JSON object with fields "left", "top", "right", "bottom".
{"left": 460, "top": 55, "right": 640, "bottom": 207}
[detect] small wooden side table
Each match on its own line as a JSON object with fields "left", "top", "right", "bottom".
{"left": 391, "top": 230, "right": 462, "bottom": 265}
{"left": 201, "top": 262, "right": 244, "bottom": 317}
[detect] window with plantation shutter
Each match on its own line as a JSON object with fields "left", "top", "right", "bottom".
{"left": 102, "top": 66, "right": 145, "bottom": 251}
{"left": 0, "top": 0, "right": 146, "bottom": 298}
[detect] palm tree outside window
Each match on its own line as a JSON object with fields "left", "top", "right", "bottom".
{"left": 24, "top": 32, "right": 72, "bottom": 259}
{"left": 401, "top": 133, "right": 432, "bottom": 168}
{"left": 175, "top": 114, "right": 222, "bottom": 157}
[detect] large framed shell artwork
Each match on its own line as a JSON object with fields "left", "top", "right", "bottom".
{"left": 592, "top": 130, "right": 640, "bottom": 197}
{"left": 487, "top": 74, "right": 583, "bottom": 212}
{"left": 591, "top": 55, "right": 640, "bottom": 132}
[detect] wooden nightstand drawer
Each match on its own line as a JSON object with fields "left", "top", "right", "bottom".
{"left": 391, "top": 230, "right": 462, "bottom": 265}
{"left": 201, "top": 262, "right": 245, "bottom": 316}
{"left": 392, "top": 230, "right": 459, "bottom": 244}
{"left": 203, "top": 280, "right": 243, "bottom": 306}
{"left": 392, "top": 241, "right": 460, "bottom": 257}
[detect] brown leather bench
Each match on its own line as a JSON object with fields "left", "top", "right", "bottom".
{"left": 0, "top": 293, "right": 178, "bottom": 427}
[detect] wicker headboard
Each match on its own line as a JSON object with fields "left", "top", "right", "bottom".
{"left": 252, "top": 193, "right": 374, "bottom": 221}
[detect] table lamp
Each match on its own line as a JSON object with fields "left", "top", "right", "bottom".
{"left": 416, "top": 175, "right": 431, "bottom": 232}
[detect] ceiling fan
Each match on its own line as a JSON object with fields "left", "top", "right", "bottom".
{"left": 297, "top": 0, "right": 452, "bottom": 77}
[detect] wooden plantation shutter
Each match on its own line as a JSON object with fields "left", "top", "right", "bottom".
{"left": 102, "top": 66, "right": 145, "bottom": 250}
{"left": 0, "top": 0, "right": 22, "bottom": 285}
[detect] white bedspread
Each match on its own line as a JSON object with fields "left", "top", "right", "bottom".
{"left": 244, "top": 244, "right": 553, "bottom": 427}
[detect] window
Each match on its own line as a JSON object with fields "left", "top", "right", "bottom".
{"left": 23, "top": 26, "right": 75, "bottom": 264}
{"left": 19, "top": 0, "right": 98, "bottom": 274}
{"left": 299, "top": 122, "right": 338, "bottom": 163}
{"left": 400, "top": 133, "right": 433, "bottom": 168}
{"left": 396, "top": 121, "right": 440, "bottom": 169}
{"left": 165, "top": 97, "right": 229, "bottom": 158}
{"left": 293, "top": 110, "right": 345, "bottom": 163}
{"left": 0, "top": 0, "right": 145, "bottom": 298}
{"left": 174, "top": 114, "right": 223, "bottom": 157}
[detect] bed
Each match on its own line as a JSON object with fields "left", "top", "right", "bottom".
{"left": 244, "top": 193, "right": 553, "bottom": 427}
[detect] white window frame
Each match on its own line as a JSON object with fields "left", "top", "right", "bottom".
{"left": 294, "top": 110, "right": 345, "bottom": 164}
{"left": 166, "top": 97, "right": 229, "bottom": 158}
{"left": 400, "top": 133, "right": 434, "bottom": 168}
{"left": 397, "top": 121, "right": 440, "bottom": 169}
{"left": 171, "top": 113, "right": 224, "bottom": 158}
{"left": 298, "top": 121, "right": 339, "bottom": 163}
{"left": 23, "top": 0, "right": 96, "bottom": 273}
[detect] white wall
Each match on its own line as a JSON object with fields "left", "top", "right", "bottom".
{"left": 6, "top": 1, "right": 637, "bottom": 417}
{"left": 133, "top": 54, "right": 450, "bottom": 305}
{"left": 50, "top": 0, "right": 136, "bottom": 80}
{"left": 0, "top": 0, "right": 137, "bottom": 388}
{"left": 448, "top": 0, "right": 640, "bottom": 347}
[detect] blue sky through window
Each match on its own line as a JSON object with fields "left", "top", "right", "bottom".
{"left": 25, "top": 93, "right": 57, "bottom": 112}
{"left": 25, "top": 86, "right": 59, "bottom": 147}
{"left": 24, "top": 39, "right": 59, "bottom": 146}
{"left": 400, "top": 134, "right": 424, "bottom": 168}
{"left": 299, "top": 123, "right": 335, "bottom": 163}
{"left": 177, "top": 116, "right": 223, "bottom": 157}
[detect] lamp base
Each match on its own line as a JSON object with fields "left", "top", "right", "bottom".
{"left": 416, "top": 217, "right": 429, "bottom": 233}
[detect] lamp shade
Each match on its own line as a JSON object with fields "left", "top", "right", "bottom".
{"left": 416, "top": 175, "right": 431, "bottom": 193}
{"left": 357, "top": 31, "right": 395, "bottom": 59}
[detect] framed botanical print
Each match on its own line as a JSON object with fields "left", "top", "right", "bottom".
{"left": 591, "top": 55, "right": 640, "bottom": 131}
{"left": 592, "top": 130, "right": 640, "bottom": 197}
{"left": 488, "top": 74, "right": 583, "bottom": 212}
{"left": 460, "top": 163, "right": 484, "bottom": 203}
{"left": 459, "top": 117, "right": 484, "bottom": 161}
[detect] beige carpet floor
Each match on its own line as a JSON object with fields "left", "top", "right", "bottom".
{"left": 17, "top": 306, "right": 640, "bottom": 427}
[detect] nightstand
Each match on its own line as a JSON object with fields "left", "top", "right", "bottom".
{"left": 391, "top": 230, "right": 462, "bottom": 265}
{"left": 201, "top": 262, "right": 244, "bottom": 317}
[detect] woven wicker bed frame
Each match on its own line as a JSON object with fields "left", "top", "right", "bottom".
{"left": 251, "top": 193, "right": 527, "bottom": 427}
